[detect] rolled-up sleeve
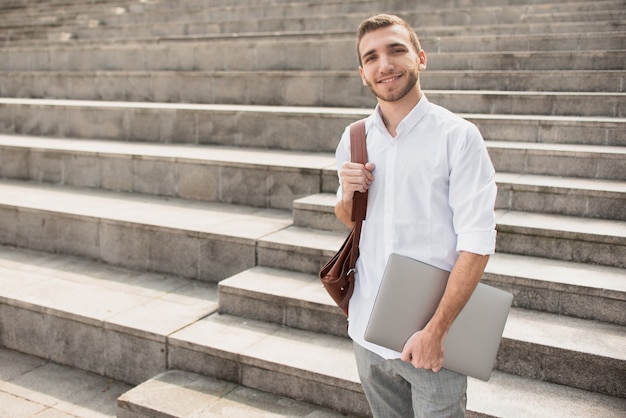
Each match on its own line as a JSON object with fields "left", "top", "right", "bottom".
{"left": 448, "top": 124, "right": 497, "bottom": 255}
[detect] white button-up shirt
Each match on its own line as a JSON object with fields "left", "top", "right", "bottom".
{"left": 335, "top": 95, "right": 497, "bottom": 359}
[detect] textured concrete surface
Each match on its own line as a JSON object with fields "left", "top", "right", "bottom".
{"left": 0, "top": 348, "right": 130, "bottom": 418}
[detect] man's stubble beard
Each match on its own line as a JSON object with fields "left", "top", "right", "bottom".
{"left": 365, "top": 67, "right": 419, "bottom": 103}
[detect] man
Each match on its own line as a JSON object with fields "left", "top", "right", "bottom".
{"left": 334, "top": 14, "right": 497, "bottom": 417}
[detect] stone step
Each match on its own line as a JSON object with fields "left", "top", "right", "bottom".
{"left": 217, "top": 266, "right": 626, "bottom": 397}
{"left": 219, "top": 244, "right": 626, "bottom": 332}
{"left": 483, "top": 252, "right": 626, "bottom": 326}
{"left": 0, "top": 244, "right": 219, "bottom": 385}
{"left": 170, "top": 307, "right": 625, "bottom": 405}
{"left": 295, "top": 171, "right": 626, "bottom": 233}
{"left": 6, "top": 18, "right": 626, "bottom": 48}
{"left": 0, "top": 348, "right": 339, "bottom": 418}
{"left": 487, "top": 141, "right": 626, "bottom": 181}
{"left": 1, "top": 238, "right": 624, "bottom": 415}
{"left": 0, "top": 179, "right": 292, "bottom": 282}
{"left": 116, "top": 369, "right": 347, "bottom": 418}
{"left": 0, "top": 134, "right": 337, "bottom": 208}
{"left": 2, "top": 71, "right": 624, "bottom": 116}
{"left": 423, "top": 70, "right": 626, "bottom": 93}
{"left": 2, "top": 135, "right": 622, "bottom": 222}
{"left": 3, "top": 39, "right": 624, "bottom": 72}
{"left": 1, "top": 99, "right": 624, "bottom": 151}
{"left": 118, "top": 369, "right": 626, "bottom": 418}
{"left": 28, "top": 4, "right": 626, "bottom": 41}
{"left": 2, "top": 0, "right": 621, "bottom": 16}
{"left": 260, "top": 204, "right": 626, "bottom": 273}
{"left": 217, "top": 264, "right": 626, "bottom": 399}
{"left": 0, "top": 347, "right": 131, "bottom": 417}
{"left": 2, "top": 175, "right": 623, "bottom": 274}
{"left": 69, "top": 0, "right": 626, "bottom": 27}
{"left": 495, "top": 173, "right": 626, "bottom": 220}
{"left": 494, "top": 210, "right": 626, "bottom": 268}
{"left": 1, "top": 30, "right": 625, "bottom": 71}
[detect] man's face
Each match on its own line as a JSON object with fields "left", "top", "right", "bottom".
{"left": 358, "top": 25, "right": 426, "bottom": 103}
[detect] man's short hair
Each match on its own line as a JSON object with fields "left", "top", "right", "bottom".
{"left": 356, "top": 14, "right": 422, "bottom": 66}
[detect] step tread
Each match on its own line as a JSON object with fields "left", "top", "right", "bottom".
{"left": 488, "top": 140, "right": 626, "bottom": 156}
{"left": 0, "top": 245, "right": 218, "bottom": 339}
{"left": 169, "top": 311, "right": 626, "bottom": 417}
{"left": 486, "top": 252, "right": 626, "bottom": 298}
{"left": 467, "top": 370, "right": 626, "bottom": 417}
{"left": 0, "top": 134, "right": 336, "bottom": 170}
{"left": 1, "top": 30, "right": 625, "bottom": 50}
{"left": 504, "top": 308, "right": 626, "bottom": 361}
{"left": 265, "top": 211, "right": 626, "bottom": 251}
{"left": 168, "top": 312, "right": 362, "bottom": 388}
{"left": 219, "top": 265, "right": 626, "bottom": 362}
{"left": 221, "top": 248, "right": 626, "bottom": 311}
{"left": 497, "top": 172, "right": 626, "bottom": 195}
{"left": 305, "top": 169, "right": 626, "bottom": 202}
{"left": 117, "top": 369, "right": 346, "bottom": 417}
{"left": 0, "top": 180, "right": 292, "bottom": 240}
{"left": 2, "top": 97, "right": 626, "bottom": 123}
{"left": 495, "top": 209, "right": 626, "bottom": 240}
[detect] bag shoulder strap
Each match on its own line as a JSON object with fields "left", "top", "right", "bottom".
{"left": 350, "top": 119, "right": 368, "bottom": 222}
{"left": 349, "top": 119, "right": 368, "bottom": 271}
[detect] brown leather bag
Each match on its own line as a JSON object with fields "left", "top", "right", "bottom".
{"left": 319, "top": 119, "right": 368, "bottom": 316}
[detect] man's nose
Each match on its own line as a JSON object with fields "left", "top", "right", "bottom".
{"left": 379, "top": 54, "right": 394, "bottom": 72}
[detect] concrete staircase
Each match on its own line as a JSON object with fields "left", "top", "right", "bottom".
{"left": 0, "top": 0, "right": 624, "bottom": 416}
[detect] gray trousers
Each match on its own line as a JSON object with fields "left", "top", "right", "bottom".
{"left": 354, "top": 342, "right": 467, "bottom": 418}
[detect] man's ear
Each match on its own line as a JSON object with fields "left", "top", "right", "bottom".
{"left": 359, "top": 66, "right": 367, "bottom": 86}
{"left": 417, "top": 50, "right": 427, "bottom": 71}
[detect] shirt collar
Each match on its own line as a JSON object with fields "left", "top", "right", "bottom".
{"left": 371, "top": 94, "right": 430, "bottom": 138}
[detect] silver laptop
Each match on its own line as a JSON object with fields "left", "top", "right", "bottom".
{"left": 364, "top": 253, "right": 513, "bottom": 381}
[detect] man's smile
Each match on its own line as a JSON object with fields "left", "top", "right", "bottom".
{"left": 378, "top": 75, "right": 402, "bottom": 84}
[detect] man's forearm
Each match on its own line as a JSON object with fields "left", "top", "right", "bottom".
{"left": 424, "top": 251, "right": 490, "bottom": 339}
{"left": 334, "top": 199, "right": 355, "bottom": 228}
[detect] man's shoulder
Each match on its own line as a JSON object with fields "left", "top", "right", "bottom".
{"left": 426, "top": 101, "right": 470, "bottom": 125}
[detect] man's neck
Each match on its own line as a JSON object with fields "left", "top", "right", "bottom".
{"left": 378, "top": 88, "right": 422, "bottom": 137}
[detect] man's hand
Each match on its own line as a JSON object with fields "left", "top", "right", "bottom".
{"left": 400, "top": 327, "right": 445, "bottom": 372}
{"left": 335, "top": 162, "right": 375, "bottom": 228}
{"left": 399, "top": 252, "right": 489, "bottom": 372}
{"left": 339, "top": 161, "right": 375, "bottom": 202}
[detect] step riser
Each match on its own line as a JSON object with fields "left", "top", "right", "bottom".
{"left": 2, "top": 45, "right": 625, "bottom": 72}
{"left": 496, "top": 339, "right": 625, "bottom": 398}
{"left": 216, "top": 276, "right": 625, "bottom": 394}
{"left": 7, "top": 20, "right": 625, "bottom": 48}
{"left": 0, "top": 102, "right": 353, "bottom": 152}
{"left": 4, "top": 0, "right": 624, "bottom": 26}
{"left": 496, "top": 230, "right": 626, "bottom": 269}
{"left": 0, "top": 303, "right": 165, "bottom": 385}
{"left": 495, "top": 186, "right": 626, "bottom": 221}
{"left": 3, "top": 145, "right": 621, "bottom": 219}
{"left": 217, "top": 287, "right": 349, "bottom": 338}
{"left": 0, "top": 146, "right": 323, "bottom": 211}
{"left": 483, "top": 277, "right": 626, "bottom": 326}
{"left": 488, "top": 148, "right": 626, "bottom": 181}
{"left": 166, "top": 343, "right": 370, "bottom": 416}
{"left": 423, "top": 71, "right": 626, "bottom": 93}
{"left": 37, "top": 9, "right": 626, "bottom": 41}
{"left": 0, "top": 206, "right": 256, "bottom": 283}
{"left": 2, "top": 72, "right": 624, "bottom": 117}
{"left": 77, "top": 1, "right": 626, "bottom": 26}
{"left": 293, "top": 186, "right": 626, "bottom": 229}
{"left": 259, "top": 226, "right": 626, "bottom": 272}
{"left": 1, "top": 103, "right": 624, "bottom": 153}
{"left": 2, "top": 27, "right": 625, "bottom": 71}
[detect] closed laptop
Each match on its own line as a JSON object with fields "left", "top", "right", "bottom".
{"left": 364, "top": 253, "right": 513, "bottom": 381}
